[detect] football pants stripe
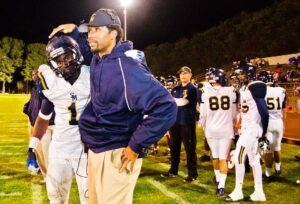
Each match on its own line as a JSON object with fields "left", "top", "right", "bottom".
{"left": 238, "top": 146, "right": 245, "bottom": 164}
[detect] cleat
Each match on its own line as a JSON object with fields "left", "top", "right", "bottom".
{"left": 275, "top": 169, "right": 281, "bottom": 176}
{"left": 183, "top": 176, "right": 197, "bottom": 183}
{"left": 161, "top": 172, "right": 177, "bottom": 178}
{"left": 244, "top": 191, "right": 266, "bottom": 202}
{"left": 295, "top": 155, "right": 300, "bottom": 161}
{"left": 216, "top": 188, "right": 225, "bottom": 196}
{"left": 225, "top": 190, "right": 243, "bottom": 202}
{"left": 199, "top": 154, "right": 211, "bottom": 162}
{"left": 263, "top": 174, "right": 274, "bottom": 183}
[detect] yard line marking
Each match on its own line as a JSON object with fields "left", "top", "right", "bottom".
{"left": 0, "top": 139, "right": 26, "bottom": 142}
{"left": 146, "top": 177, "right": 190, "bottom": 204}
{"left": 0, "top": 175, "right": 13, "bottom": 179}
{"left": 0, "top": 162, "right": 26, "bottom": 165}
{"left": 0, "top": 145, "right": 26, "bottom": 148}
{"left": 0, "top": 192, "right": 22, "bottom": 197}
{"left": 31, "top": 184, "right": 42, "bottom": 204}
{"left": 0, "top": 153, "right": 24, "bottom": 156}
{"left": 158, "top": 163, "right": 215, "bottom": 192}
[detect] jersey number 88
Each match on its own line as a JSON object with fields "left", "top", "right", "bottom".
{"left": 209, "top": 96, "right": 230, "bottom": 111}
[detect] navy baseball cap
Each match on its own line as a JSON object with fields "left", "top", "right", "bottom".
{"left": 177, "top": 66, "right": 192, "bottom": 74}
{"left": 88, "top": 8, "right": 121, "bottom": 28}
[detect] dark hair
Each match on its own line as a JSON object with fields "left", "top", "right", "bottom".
{"left": 108, "top": 26, "right": 124, "bottom": 42}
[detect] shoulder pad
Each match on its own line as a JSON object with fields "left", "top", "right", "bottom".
{"left": 37, "top": 65, "right": 56, "bottom": 91}
{"left": 38, "top": 64, "right": 51, "bottom": 73}
{"left": 125, "top": 49, "right": 147, "bottom": 65}
{"left": 248, "top": 81, "right": 267, "bottom": 99}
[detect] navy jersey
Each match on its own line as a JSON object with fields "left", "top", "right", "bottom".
{"left": 25, "top": 86, "right": 55, "bottom": 126}
{"left": 172, "top": 82, "right": 197, "bottom": 125}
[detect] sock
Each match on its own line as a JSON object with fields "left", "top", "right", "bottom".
{"left": 253, "top": 162, "right": 263, "bottom": 185}
{"left": 275, "top": 162, "right": 281, "bottom": 171}
{"left": 254, "top": 183, "right": 264, "bottom": 194}
{"left": 218, "top": 173, "right": 227, "bottom": 189}
{"left": 235, "top": 164, "right": 245, "bottom": 191}
{"left": 214, "top": 169, "right": 220, "bottom": 182}
{"left": 265, "top": 168, "right": 272, "bottom": 177}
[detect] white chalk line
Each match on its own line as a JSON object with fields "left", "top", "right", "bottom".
{"left": 31, "top": 183, "right": 43, "bottom": 204}
{"left": 158, "top": 163, "right": 215, "bottom": 192}
{"left": 146, "top": 177, "right": 190, "bottom": 204}
{"left": 0, "top": 192, "right": 23, "bottom": 197}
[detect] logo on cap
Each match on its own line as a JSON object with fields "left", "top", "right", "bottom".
{"left": 89, "top": 14, "right": 95, "bottom": 24}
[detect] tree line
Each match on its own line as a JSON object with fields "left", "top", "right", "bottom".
{"left": 0, "top": 37, "right": 46, "bottom": 93}
{"left": 1, "top": 0, "right": 300, "bottom": 93}
{"left": 144, "top": 0, "right": 300, "bottom": 76}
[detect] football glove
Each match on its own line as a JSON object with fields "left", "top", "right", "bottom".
{"left": 258, "top": 136, "right": 270, "bottom": 152}
{"left": 26, "top": 148, "right": 39, "bottom": 175}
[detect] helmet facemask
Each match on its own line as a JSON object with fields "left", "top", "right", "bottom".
{"left": 46, "top": 35, "right": 83, "bottom": 83}
{"left": 49, "top": 50, "right": 81, "bottom": 81}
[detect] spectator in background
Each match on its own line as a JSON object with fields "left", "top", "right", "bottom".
{"left": 275, "top": 63, "right": 284, "bottom": 74}
{"left": 288, "top": 56, "right": 298, "bottom": 69}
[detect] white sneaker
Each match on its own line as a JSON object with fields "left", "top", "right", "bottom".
{"left": 225, "top": 189, "right": 244, "bottom": 202}
{"left": 245, "top": 191, "right": 266, "bottom": 202}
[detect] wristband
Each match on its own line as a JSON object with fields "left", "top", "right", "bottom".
{"left": 29, "top": 137, "right": 40, "bottom": 149}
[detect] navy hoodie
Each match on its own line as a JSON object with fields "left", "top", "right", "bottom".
{"left": 76, "top": 37, "right": 177, "bottom": 157}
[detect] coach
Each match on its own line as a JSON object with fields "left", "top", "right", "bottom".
{"left": 162, "top": 66, "right": 198, "bottom": 182}
{"left": 49, "top": 8, "right": 177, "bottom": 204}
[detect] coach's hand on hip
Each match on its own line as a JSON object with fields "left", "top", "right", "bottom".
{"left": 119, "top": 146, "right": 139, "bottom": 173}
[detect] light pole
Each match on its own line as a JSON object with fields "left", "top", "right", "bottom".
{"left": 120, "top": 0, "right": 133, "bottom": 41}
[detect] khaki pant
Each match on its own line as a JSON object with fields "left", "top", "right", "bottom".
{"left": 88, "top": 148, "right": 142, "bottom": 204}
{"left": 34, "top": 126, "right": 53, "bottom": 176}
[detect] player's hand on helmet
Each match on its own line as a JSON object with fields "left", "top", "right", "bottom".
{"left": 26, "top": 148, "right": 40, "bottom": 175}
{"left": 119, "top": 146, "right": 139, "bottom": 173}
{"left": 49, "top": 24, "right": 77, "bottom": 39}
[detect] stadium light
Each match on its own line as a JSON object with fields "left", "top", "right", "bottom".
{"left": 120, "top": 0, "right": 133, "bottom": 40}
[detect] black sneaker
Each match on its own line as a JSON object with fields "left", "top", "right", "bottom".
{"left": 183, "top": 176, "right": 197, "bottom": 183}
{"left": 199, "top": 154, "right": 211, "bottom": 162}
{"left": 161, "top": 172, "right": 177, "bottom": 178}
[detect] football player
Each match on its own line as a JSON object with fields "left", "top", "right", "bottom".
{"left": 151, "top": 76, "right": 167, "bottom": 155}
{"left": 199, "top": 68, "right": 237, "bottom": 195}
{"left": 26, "top": 35, "right": 90, "bottom": 204}
{"left": 198, "top": 70, "right": 213, "bottom": 162}
{"left": 257, "top": 71, "right": 286, "bottom": 180}
{"left": 226, "top": 63, "right": 269, "bottom": 202}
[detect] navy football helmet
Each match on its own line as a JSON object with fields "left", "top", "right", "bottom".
{"left": 46, "top": 35, "right": 83, "bottom": 81}
{"left": 207, "top": 68, "right": 227, "bottom": 86}
{"left": 232, "top": 62, "right": 257, "bottom": 86}
{"left": 155, "top": 76, "right": 166, "bottom": 86}
{"left": 257, "top": 70, "right": 274, "bottom": 84}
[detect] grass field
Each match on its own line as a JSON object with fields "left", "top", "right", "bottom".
{"left": 0, "top": 94, "right": 299, "bottom": 204}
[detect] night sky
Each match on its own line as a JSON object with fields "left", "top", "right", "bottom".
{"left": 1, "top": 0, "right": 276, "bottom": 49}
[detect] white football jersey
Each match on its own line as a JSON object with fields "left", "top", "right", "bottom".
{"left": 240, "top": 84, "right": 261, "bottom": 128}
{"left": 266, "top": 86, "right": 285, "bottom": 120}
{"left": 39, "top": 65, "right": 90, "bottom": 158}
{"left": 201, "top": 86, "right": 237, "bottom": 139}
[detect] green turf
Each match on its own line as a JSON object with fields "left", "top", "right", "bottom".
{"left": 0, "top": 94, "right": 299, "bottom": 203}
